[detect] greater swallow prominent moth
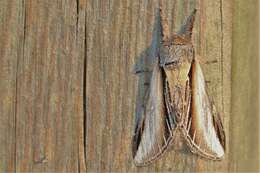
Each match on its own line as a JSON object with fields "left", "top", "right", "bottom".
{"left": 132, "top": 8, "right": 225, "bottom": 166}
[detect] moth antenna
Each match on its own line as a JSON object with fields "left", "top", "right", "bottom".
{"left": 178, "top": 9, "right": 197, "bottom": 41}
{"left": 159, "top": 2, "right": 170, "bottom": 42}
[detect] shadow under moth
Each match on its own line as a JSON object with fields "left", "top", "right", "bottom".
{"left": 132, "top": 8, "right": 225, "bottom": 166}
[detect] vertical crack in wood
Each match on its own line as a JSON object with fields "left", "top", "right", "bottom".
{"left": 219, "top": 0, "right": 224, "bottom": 118}
{"left": 83, "top": 7, "right": 88, "bottom": 171}
{"left": 76, "top": 0, "right": 79, "bottom": 38}
{"left": 14, "top": 0, "right": 27, "bottom": 171}
{"left": 77, "top": 153, "right": 81, "bottom": 173}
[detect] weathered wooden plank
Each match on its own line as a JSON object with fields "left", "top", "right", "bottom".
{"left": 14, "top": 0, "right": 86, "bottom": 172}
{"left": 0, "top": 0, "right": 24, "bottom": 172}
{"left": 230, "top": 0, "right": 259, "bottom": 172}
{"left": 3, "top": 0, "right": 258, "bottom": 172}
{"left": 85, "top": 0, "right": 232, "bottom": 172}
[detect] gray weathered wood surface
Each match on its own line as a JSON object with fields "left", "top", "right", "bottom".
{"left": 0, "top": 0, "right": 258, "bottom": 172}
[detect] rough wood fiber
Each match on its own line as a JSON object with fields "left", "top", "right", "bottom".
{"left": 85, "top": 0, "right": 232, "bottom": 172}
{"left": 0, "top": 0, "right": 23, "bottom": 172}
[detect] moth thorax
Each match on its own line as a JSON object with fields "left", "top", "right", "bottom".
{"left": 159, "top": 44, "right": 194, "bottom": 68}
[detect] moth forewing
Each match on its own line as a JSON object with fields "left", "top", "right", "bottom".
{"left": 132, "top": 63, "right": 174, "bottom": 166}
{"left": 182, "top": 58, "right": 225, "bottom": 159}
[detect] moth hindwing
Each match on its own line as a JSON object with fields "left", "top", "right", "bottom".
{"left": 132, "top": 8, "right": 225, "bottom": 166}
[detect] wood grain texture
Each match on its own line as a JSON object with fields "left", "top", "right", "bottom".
{"left": 230, "top": 0, "right": 259, "bottom": 172}
{"left": 16, "top": 0, "right": 86, "bottom": 172}
{"left": 1, "top": 0, "right": 86, "bottom": 172}
{"left": 0, "top": 0, "right": 23, "bottom": 172}
{"left": 0, "top": 0, "right": 259, "bottom": 172}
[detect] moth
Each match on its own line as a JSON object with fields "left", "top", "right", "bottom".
{"left": 132, "top": 8, "right": 225, "bottom": 166}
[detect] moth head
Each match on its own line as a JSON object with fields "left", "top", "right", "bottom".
{"left": 159, "top": 9, "right": 196, "bottom": 68}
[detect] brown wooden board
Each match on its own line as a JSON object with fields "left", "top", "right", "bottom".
{"left": 0, "top": 0, "right": 259, "bottom": 172}
{"left": 230, "top": 0, "right": 259, "bottom": 172}
{"left": 0, "top": 0, "right": 23, "bottom": 172}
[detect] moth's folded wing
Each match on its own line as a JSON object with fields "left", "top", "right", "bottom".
{"left": 132, "top": 64, "right": 174, "bottom": 166}
{"left": 182, "top": 59, "right": 225, "bottom": 160}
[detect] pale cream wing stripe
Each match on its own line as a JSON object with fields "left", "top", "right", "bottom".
{"left": 182, "top": 59, "right": 225, "bottom": 160}
{"left": 132, "top": 64, "right": 175, "bottom": 166}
